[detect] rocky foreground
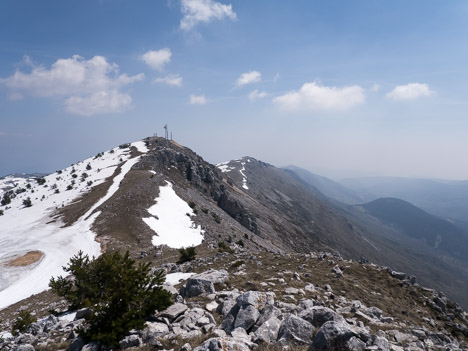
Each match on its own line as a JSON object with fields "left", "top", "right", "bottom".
{"left": 1, "top": 249, "right": 467, "bottom": 351}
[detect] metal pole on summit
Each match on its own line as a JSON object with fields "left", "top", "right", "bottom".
{"left": 164, "top": 124, "right": 168, "bottom": 139}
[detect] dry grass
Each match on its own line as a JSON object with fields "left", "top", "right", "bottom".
{"left": 6, "top": 251, "right": 43, "bottom": 267}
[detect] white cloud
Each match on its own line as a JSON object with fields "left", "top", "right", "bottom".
{"left": 141, "top": 48, "right": 172, "bottom": 71}
{"left": 371, "top": 84, "right": 380, "bottom": 92}
{"left": 180, "top": 0, "right": 236, "bottom": 31}
{"left": 273, "top": 72, "right": 280, "bottom": 83}
{"left": 273, "top": 81, "right": 365, "bottom": 111}
{"left": 249, "top": 89, "right": 267, "bottom": 101}
{"left": 0, "top": 55, "right": 144, "bottom": 116}
{"left": 386, "top": 83, "right": 433, "bottom": 100}
{"left": 189, "top": 94, "right": 207, "bottom": 104}
{"left": 154, "top": 74, "right": 183, "bottom": 87}
{"left": 236, "top": 71, "right": 261, "bottom": 88}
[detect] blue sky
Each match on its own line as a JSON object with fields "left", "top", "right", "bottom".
{"left": 1, "top": 0, "right": 468, "bottom": 179}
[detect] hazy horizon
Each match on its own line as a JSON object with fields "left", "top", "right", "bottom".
{"left": 2, "top": 1, "right": 468, "bottom": 180}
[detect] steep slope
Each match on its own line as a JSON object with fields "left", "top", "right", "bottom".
{"left": 283, "top": 165, "right": 363, "bottom": 204}
{"left": 0, "top": 141, "right": 149, "bottom": 308}
{"left": 217, "top": 157, "right": 468, "bottom": 310}
{"left": 341, "top": 176, "right": 468, "bottom": 222}
{"left": 359, "top": 197, "right": 468, "bottom": 261}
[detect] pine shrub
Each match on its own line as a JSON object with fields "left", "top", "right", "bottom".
{"left": 49, "top": 251, "right": 171, "bottom": 348}
{"left": 12, "top": 310, "right": 36, "bottom": 336}
{"left": 177, "top": 247, "right": 197, "bottom": 264}
{"left": 23, "top": 197, "right": 32, "bottom": 207}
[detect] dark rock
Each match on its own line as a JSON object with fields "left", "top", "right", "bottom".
{"left": 277, "top": 314, "right": 315, "bottom": 345}
{"left": 309, "top": 321, "right": 361, "bottom": 351}
{"left": 299, "top": 306, "right": 345, "bottom": 328}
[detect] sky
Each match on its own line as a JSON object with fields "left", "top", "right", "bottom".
{"left": 1, "top": 0, "right": 468, "bottom": 180}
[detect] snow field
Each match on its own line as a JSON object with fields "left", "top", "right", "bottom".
{"left": 0, "top": 141, "right": 148, "bottom": 309}
{"left": 143, "top": 181, "right": 204, "bottom": 248}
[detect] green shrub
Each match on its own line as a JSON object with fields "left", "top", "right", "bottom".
{"left": 86, "top": 163, "right": 92, "bottom": 170}
{"left": 211, "top": 212, "right": 222, "bottom": 223}
{"left": 87, "top": 180, "right": 93, "bottom": 186}
{"left": 35, "top": 178, "right": 46, "bottom": 185}
{"left": 1, "top": 191, "right": 12, "bottom": 206}
{"left": 49, "top": 251, "right": 171, "bottom": 348}
{"left": 236, "top": 239, "right": 245, "bottom": 247}
{"left": 0, "top": 209, "right": 3, "bottom": 216}
{"left": 23, "top": 197, "right": 32, "bottom": 207}
{"left": 177, "top": 247, "right": 197, "bottom": 264}
{"left": 188, "top": 201, "right": 196, "bottom": 209}
{"left": 218, "top": 242, "right": 234, "bottom": 254}
{"left": 12, "top": 310, "right": 37, "bottom": 336}
{"left": 201, "top": 208, "right": 208, "bottom": 214}
{"left": 66, "top": 185, "right": 73, "bottom": 191}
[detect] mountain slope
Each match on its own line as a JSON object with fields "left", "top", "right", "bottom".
{"left": 218, "top": 157, "right": 468, "bottom": 310}
{"left": 2, "top": 137, "right": 468, "bottom": 313}
{"left": 283, "top": 165, "right": 363, "bottom": 204}
{"left": 359, "top": 197, "right": 468, "bottom": 260}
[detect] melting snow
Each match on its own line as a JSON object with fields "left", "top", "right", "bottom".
{"left": 143, "top": 181, "right": 204, "bottom": 248}
{"left": 239, "top": 162, "right": 249, "bottom": 190}
{"left": 165, "top": 272, "right": 195, "bottom": 285}
{"left": 216, "top": 160, "right": 249, "bottom": 190}
{"left": 216, "top": 161, "right": 234, "bottom": 173}
{"left": 0, "top": 141, "right": 149, "bottom": 309}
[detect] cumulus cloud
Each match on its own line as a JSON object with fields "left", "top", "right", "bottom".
{"left": 236, "top": 71, "right": 261, "bottom": 88}
{"left": 386, "top": 83, "right": 433, "bottom": 100}
{"left": 180, "top": 0, "right": 236, "bottom": 31}
{"left": 154, "top": 74, "right": 183, "bottom": 87}
{"left": 141, "top": 48, "right": 172, "bottom": 71}
{"left": 189, "top": 94, "right": 207, "bottom": 104}
{"left": 249, "top": 89, "right": 267, "bottom": 101}
{"left": 0, "top": 55, "right": 144, "bottom": 116}
{"left": 273, "top": 81, "right": 365, "bottom": 111}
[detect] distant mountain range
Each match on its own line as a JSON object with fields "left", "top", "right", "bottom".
{"left": 340, "top": 176, "right": 468, "bottom": 222}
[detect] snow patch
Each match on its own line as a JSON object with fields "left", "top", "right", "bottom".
{"left": 165, "top": 272, "right": 195, "bottom": 286}
{"left": 216, "top": 161, "right": 235, "bottom": 173}
{"left": 143, "top": 181, "right": 204, "bottom": 248}
{"left": 239, "top": 162, "right": 249, "bottom": 190}
{"left": 131, "top": 141, "right": 149, "bottom": 154}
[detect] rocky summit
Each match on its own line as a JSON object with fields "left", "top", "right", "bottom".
{"left": 0, "top": 137, "right": 467, "bottom": 350}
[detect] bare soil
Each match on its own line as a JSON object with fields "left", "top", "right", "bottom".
{"left": 6, "top": 251, "right": 43, "bottom": 267}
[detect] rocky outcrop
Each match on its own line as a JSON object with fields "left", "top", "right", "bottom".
{"left": 1, "top": 258, "right": 467, "bottom": 351}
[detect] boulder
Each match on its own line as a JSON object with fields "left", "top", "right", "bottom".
{"left": 193, "top": 337, "right": 251, "bottom": 351}
{"left": 251, "top": 315, "right": 281, "bottom": 343}
{"left": 299, "top": 306, "right": 345, "bottom": 328}
{"left": 234, "top": 304, "right": 260, "bottom": 331}
{"left": 277, "top": 314, "right": 315, "bottom": 345}
{"left": 181, "top": 269, "right": 229, "bottom": 297}
{"left": 160, "top": 303, "right": 188, "bottom": 321}
{"left": 309, "top": 321, "right": 362, "bottom": 351}
{"left": 143, "top": 322, "right": 170, "bottom": 345}
{"left": 119, "top": 335, "right": 141, "bottom": 349}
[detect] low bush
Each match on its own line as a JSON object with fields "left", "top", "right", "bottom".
{"left": 177, "top": 247, "right": 197, "bottom": 264}
{"left": 12, "top": 310, "right": 36, "bottom": 336}
{"left": 23, "top": 197, "right": 32, "bottom": 207}
{"left": 49, "top": 251, "right": 171, "bottom": 348}
{"left": 218, "top": 242, "right": 234, "bottom": 254}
